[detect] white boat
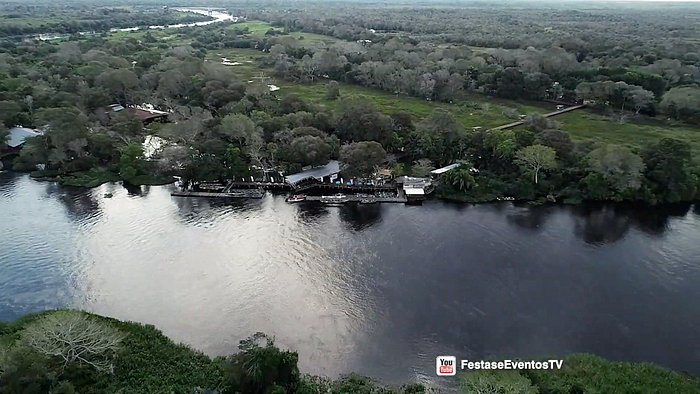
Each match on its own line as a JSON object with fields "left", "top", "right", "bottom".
{"left": 286, "top": 195, "right": 306, "bottom": 203}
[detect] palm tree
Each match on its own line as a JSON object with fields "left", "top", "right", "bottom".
{"left": 444, "top": 167, "right": 476, "bottom": 192}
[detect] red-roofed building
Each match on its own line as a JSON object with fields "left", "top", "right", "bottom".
{"left": 107, "top": 104, "right": 169, "bottom": 124}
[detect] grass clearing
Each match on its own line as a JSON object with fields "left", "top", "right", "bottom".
{"left": 228, "top": 20, "right": 281, "bottom": 36}
{"left": 553, "top": 111, "right": 700, "bottom": 162}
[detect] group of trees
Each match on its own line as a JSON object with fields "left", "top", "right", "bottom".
{"left": 0, "top": 2, "right": 697, "bottom": 204}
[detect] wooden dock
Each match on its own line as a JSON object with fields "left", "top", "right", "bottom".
{"left": 225, "top": 181, "right": 290, "bottom": 190}
{"left": 171, "top": 190, "right": 264, "bottom": 199}
{"left": 304, "top": 195, "right": 407, "bottom": 204}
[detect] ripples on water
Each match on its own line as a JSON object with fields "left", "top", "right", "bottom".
{"left": 1, "top": 172, "right": 699, "bottom": 383}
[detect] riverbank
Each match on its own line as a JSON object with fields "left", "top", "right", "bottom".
{"left": 29, "top": 169, "right": 175, "bottom": 188}
{"left": 1, "top": 310, "right": 698, "bottom": 393}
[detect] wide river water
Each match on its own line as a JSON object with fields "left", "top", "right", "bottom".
{"left": 1, "top": 172, "right": 699, "bottom": 383}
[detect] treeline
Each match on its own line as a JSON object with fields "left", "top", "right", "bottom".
{"left": 0, "top": 5, "right": 211, "bottom": 37}
{"left": 1, "top": 311, "right": 698, "bottom": 393}
{"left": 209, "top": 4, "right": 700, "bottom": 123}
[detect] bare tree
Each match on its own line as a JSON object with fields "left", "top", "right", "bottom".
{"left": 20, "top": 311, "right": 124, "bottom": 373}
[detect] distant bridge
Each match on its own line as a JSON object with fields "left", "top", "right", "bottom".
{"left": 490, "top": 104, "right": 587, "bottom": 131}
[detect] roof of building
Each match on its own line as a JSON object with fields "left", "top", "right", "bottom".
{"left": 128, "top": 108, "right": 169, "bottom": 122}
{"left": 6, "top": 127, "right": 42, "bottom": 148}
{"left": 431, "top": 163, "right": 461, "bottom": 175}
{"left": 107, "top": 104, "right": 169, "bottom": 122}
{"left": 404, "top": 188, "right": 425, "bottom": 195}
{"left": 285, "top": 160, "right": 340, "bottom": 185}
{"left": 396, "top": 176, "right": 432, "bottom": 188}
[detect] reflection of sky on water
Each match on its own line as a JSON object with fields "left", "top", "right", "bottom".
{"left": 1, "top": 172, "right": 699, "bottom": 382}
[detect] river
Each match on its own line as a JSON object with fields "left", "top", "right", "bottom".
{"left": 36, "top": 8, "right": 237, "bottom": 41}
{"left": 1, "top": 172, "right": 699, "bottom": 383}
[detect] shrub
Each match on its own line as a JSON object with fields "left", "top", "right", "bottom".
{"left": 459, "top": 370, "right": 538, "bottom": 394}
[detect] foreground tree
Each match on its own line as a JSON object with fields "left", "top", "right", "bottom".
{"left": 334, "top": 97, "right": 393, "bottom": 146}
{"left": 411, "top": 159, "right": 435, "bottom": 177}
{"left": 660, "top": 86, "right": 700, "bottom": 121}
{"left": 19, "top": 311, "right": 123, "bottom": 373}
{"left": 222, "top": 333, "right": 299, "bottom": 394}
{"left": 586, "top": 145, "right": 645, "bottom": 194}
{"left": 642, "top": 138, "right": 697, "bottom": 202}
{"left": 325, "top": 80, "right": 340, "bottom": 100}
{"left": 119, "top": 143, "right": 147, "bottom": 183}
{"left": 288, "top": 135, "right": 331, "bottom": 167}
{"left": 514, "top": 144, "right": 557, "bottom": 184}
{"left": 443, "top": 167, "right": 477, "bottom": 192}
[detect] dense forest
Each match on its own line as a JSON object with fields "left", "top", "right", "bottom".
{"left": 1, "top": 310, "right": 698, "bottom": 393}
{"left": 0, "top": 1, "right": 698, "bottom": 204}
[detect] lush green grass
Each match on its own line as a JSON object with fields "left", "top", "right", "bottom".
{"left": 228, "top": 20, "right": 340, "bottom": 47}
{"left": 279, "top": 81, "right": 544, "bottom": 128}
{"left": 205, "top": 47, "right": 267, "bottom": 81}
{"left": 552, "top": 111, "right": 700, "bottom": 162}
{"left": 228, "top": 20, "right": 282, "bottom": 36}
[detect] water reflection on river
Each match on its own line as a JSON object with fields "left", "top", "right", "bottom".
{"left": 1, "top": 173, "right": 699, "bottom": 382}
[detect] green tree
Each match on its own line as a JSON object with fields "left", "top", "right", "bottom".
{"left": 443, "top": 167, "right": 477, "bottom": 192}
{"left": 224, "top": 145, "right": 248, "bottom": 178}
{"left": 0, "top": 125, "right": 7, "bottom": 145}
{"left": 514, "top": 144, "right": 557, "bottom": 184}
{"left": 412, "top": 108, "right": 465, "bottom": 164}
{"left": 411, "top": 159, "right": 435, "bottom": 177}
{"left": 325, "top": 80, "right": 340, "bottom": 100}
{"left": 222, "top": 333, "right": 299, "bottom": 394}
{"left": 119, "top": 143, "right": 146, "bottom": 182}
{"left": 339, "top": 141, "right": 387, "bottom": 178}
{"left": 660, "top": 86, "right": 700, "bottom": 121}
{"left": 586, "top": 144, "right": 645, "bottom": 194}
{"left": 536, "top": 129, "right": 574, "bottom": 159}
{"left": 642, "top": 138, "right": 697, "bottom": 202}
{"left": 334, "top": 96, "right": 393, "bottom": 146}
{"left": 289, "top": 135, "right": 331, "bottom": 167}
{"left": 484, "top": 130, "right": 517, "bottom": 160}
{"left": 95, "top": 69, "right": 140, "bottom": 105}
{"left": 219, "top": 113, "right": 258, "bottom": 147}
{"left": 0, "top": 100, "right": 22, "bottom": 127}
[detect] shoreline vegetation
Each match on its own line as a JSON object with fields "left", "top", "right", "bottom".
{"left": 28, "top": 168, "right": 175, "bottom": 188}
{"left": 1, "top": 2, "right": 699, "bottom": 206}
{"left": 0, "top": 310, "right": 698, "bottom": 393}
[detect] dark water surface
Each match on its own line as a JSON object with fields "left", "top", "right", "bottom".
{"left": 1, "top": 173, "right": 699, "bottom": 383}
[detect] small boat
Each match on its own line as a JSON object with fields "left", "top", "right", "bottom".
{"left": 286, "top": 194, "right": 306, "bottom": 203}
{"left": 360, "top": 197, "right": 377, "bottom": 204}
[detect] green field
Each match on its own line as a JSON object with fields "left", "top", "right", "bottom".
{"left": 553, "top": 111, "right": 700, "bottom": 160}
